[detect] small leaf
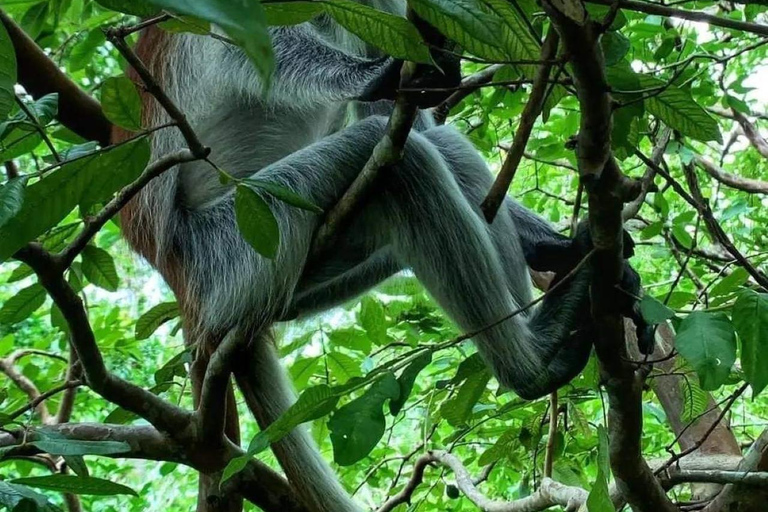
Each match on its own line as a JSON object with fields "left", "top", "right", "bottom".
{"left": 639, "top": 295, "right": 675, "bottom": 325}
{"left": 101, "top": 77, "right": 143, "bottom": 131}
{"left": 235, "top": 185, "right": 280, "bottom": 259}
{"left": 675, "top": 312, "right": 737, "bottom": 391}
{"left": 135, "top": 302, "right": 180, "bottom": 340}
{"left": 326, "top": 351, "right": 362, "bottom": 384}
{"left": 95, "top": 0, "right": 160, "bottom": 16}
{"left": 265, "top": 1, "right": 323, "bottom": 26}
{"left": 329, "top": 373, "right": 400, "bottom": 465}
{"left": 732, "top": 290, "right": 768, "bottom": 396}
{"left": 220, "top": 455, "right": 251, "bottom": 486}
{"left": 63, "top": 456, "right": 89, "bottom": 477}
{"left": 601, "top": 32, "right": 630, "bottom": 67}
{"left": 360, "top": 296, "right": 387, "bottom": 345}
{"left": 390, "top": 352, "right": 432, "bottom": 416}
{"left": 30, "top": 439, "right": 130, "bottom": 457}
{"left": 0, "top": 283, "right": 46, "bottom": 325}
{"left": 11, "top": 475, "right": 137, "bottom": 497}
{"left": 246, "top": 180, "right": 322, "bottom": 214}
{"left": 81, "top": 245, "right": 119, "bottom": 292}
{"left": 440, "top": 369, "right": 491, "bottom": 426}
{"left": 0, "top": 18, "right": 18, "bottom": 120}
{"left": 0, "top": 177, "right": 27, "bottom": 229}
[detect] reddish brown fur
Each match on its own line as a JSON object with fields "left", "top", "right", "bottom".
{"left": 111, "top": 28, "right": 205, "bottom": 334}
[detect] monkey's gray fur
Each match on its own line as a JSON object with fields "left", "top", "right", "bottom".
{"left": 132, "top": 2, "right": 596, "bottom": 510}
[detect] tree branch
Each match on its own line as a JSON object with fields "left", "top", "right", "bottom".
{"left": 481, "top": 28, "right": 560, "bottom": 222}
{"left": 540, "top": 2, "right": 673, "bottom": 511}
{"left": 0, "top": 9, "right": 112, "bottom": 145}
{"left": 695, "top": 154, "right": 768, "bottom": 194}
{"left": 585, "top": 0, "right": 768, "bottom": 37}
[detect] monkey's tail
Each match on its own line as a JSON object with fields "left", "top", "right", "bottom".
{"left": 234, "top": 330, "right": 361, "bottom": 512}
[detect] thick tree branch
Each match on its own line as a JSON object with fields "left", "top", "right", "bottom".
{"left": 15, "top": 247, "right": 195, "bottom": 437}
{"left": 0, "top": 9, "right": 112, "bottom": 145}
{"left": 541, "top": 2, "right": 673, "bottom": 511}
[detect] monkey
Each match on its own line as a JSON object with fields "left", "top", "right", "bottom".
{"left": 108, "top": 3, "right": 646, "bottom": 511}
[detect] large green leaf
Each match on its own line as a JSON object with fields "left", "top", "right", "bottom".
{"left": 29, "top": 439, "right": 130, "bottom": 457}
{"left": 0, "top": 176, "right": 26, "bottom": 229}
{"left": 322, "top": 0, "right": 431, "bottom": 63}
{"left": 389, "top": 352, "right": 432, "bottom": 415}
{"left": 0, "top": 19, "right": 16, "bottom": 120}
{"left": 675, "top": 311, "right": 737, "bottom": 391}
{"left": 100, "top": 76, "right": 143, "bottom": 132}
{"left": 265, "top": 1, "right": 323, "bottom": 26}
{"left": 639, "top": 295, "right": 675, "bottom": 325}
{"left": 234, "top": 184, "right": 280, "bottom": 259}
{"left": 0, "top": 138, "right": 151, "bottom": 262}
{"left": 732, "top": 290, "right": 768, "bottom": 396}
{"left": 135, "top": 301, "right": 180, "bottom": 340}
{"left": 440, "top": 367, "right": 490, "bottom": 426}
{"left": 146, "top": 0, "right": 274, "bottom": 84}
{"left": 0, "top": 481, "right": 60, "bottom": 512}
{"left": 95, "top": 0, "right": 160, "bottom": 16}
{"left": 410, "top": 0, "right": 508, "bottom": 61}
{"left": 329, "top": 372, "right": 400, "bottom": 466}
{"left": 249, "top": 384, "right": 341, "bottom": 454}
{"left": 81, "top": 245, "right": 119, "bottom": 292}
{"left": 11, "top": 475, "right": 137, "bottom": 496}
{"left": 0, "top": 283, "right": 46, "bottom": 325}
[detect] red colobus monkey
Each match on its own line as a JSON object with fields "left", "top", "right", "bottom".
{"left": 112, "top": 2, "right": 643, "bottom": 511}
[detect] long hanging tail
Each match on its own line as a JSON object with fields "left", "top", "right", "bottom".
{"left": 234, "top": 331, "right": 361, "bottom": 512}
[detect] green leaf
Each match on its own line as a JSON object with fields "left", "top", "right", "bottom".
{"left": 234, "top": 184, "right": 280, "bottom": 259}
{"left": 11, "top": 475, "right": 137, "bottom": 497}
{"left": 410, "top": 0, "right": 507, "bottom": 61}
{"left": 639, "top": 295, "right": 675, "bottom": 325}
{"left": 440, "top": 368, "right": 491, "bottom": 426}
{"left": 641, "top": 77, "right": 722, "bottom": 143}
{"left": 95, "top": 0, "right": 160, "bottom": 16}
{"left": 62, "top": 456, "right": 89, "bottom": 477}
{"left": 329, "top": 372, "right": 400, "bottom": 465}
{"left": 290, "top": 357, "right": 321, "bottom": 389}
{"left": 159, "top": 16, "right": 212, "bottom": 35}
{"left": 328, "top": 328, "right": 371, "bottom": 354}
{"left": 679, "top": 374, "right": 708, "bottom": 422}
{"left": 135, "top": 302, "right": 180, "bottom": 340}
{"left": 246, "top": 180, "right": 323, "bottom": 214}
{"left": 326, "top": 351, "right": 362, "bottom": 383}
{"left": 146, "top": 0, "right": 274, "bottom": 84}
{"left": 0, "top": 283, "right": 46, "bottom": 325}
{"left": 69, "top": 30, "right": 107, "bottom": 72}
{"left": 360, "top": 296, "right": 388, "bottom": 344}
{"left": 0, "top": 138, "right": 151, "bottom": 262}
{"left": 0, "top": 176, "right": 26, "bottom": 229}
{"left": 81, "top": 245, "right": 119, "bottom": 292}
{"left": 101, "top": 77, "right": 143, "bottom": 132}
{"left": 390, "top": 352, "right": 432, "bottom": 416}
{"left": 710, "top": 268, "right": 748, "bottom": 298}
{"left": 220, "top": 455, "right": 251, "bottom": 486}
{"left": 586, "top": 427, "right": 617, "bottom": 512}
{"left": 0, "top": 481, "right": 59, "bottom": 512}
{"left": 265, "top": 1, "right": 323, "bottom": 26}
{"left": 252, "top": 385, "right": 340, "bottom": 453}
{"left": 29, "top": 439, "right": 130, "bottom": 457}
{"left": 321, "top": 0, "right": 431, "bottom": 63}
{"left": 600, "top": 32, "right": 630, "bottom": 66}
{"left": 0, "top": 19, "right": 16, "bottom": 120}
{"left": 732, "top": 290, "right": 768, "bottom": 396}
{"left": 675, "top": 312, "right": 737, "bottom": 391}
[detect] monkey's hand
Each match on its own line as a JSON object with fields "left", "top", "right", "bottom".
{"left": 551, "top": 222, "right": 655, "bottom": 355}
{"left": 358, "top": 51, "right": 461, "bottom": 109}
